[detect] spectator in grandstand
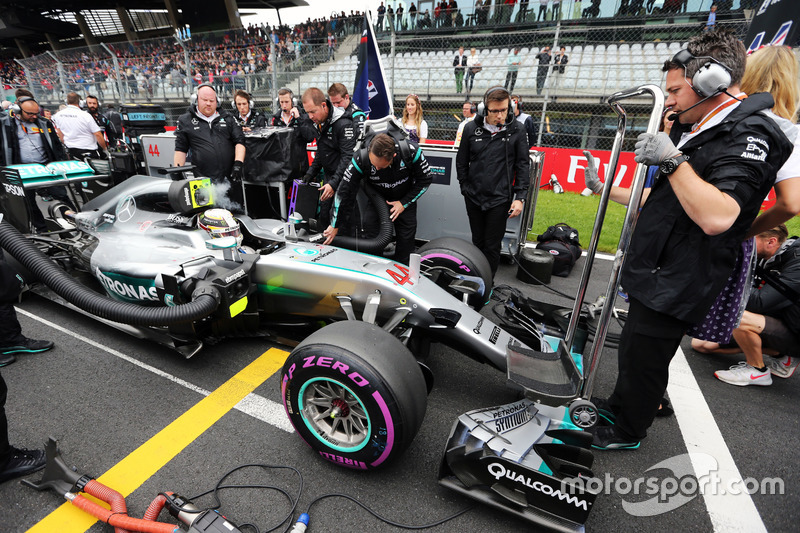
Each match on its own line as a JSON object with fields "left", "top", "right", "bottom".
{"left": 582, "top": 0, "right": 600, "bottom": 17}
{"left": 589, "top": 31, "right": 793, "bottom": 451}
{"left": 456, "top": 86, "right": 529, "bottom": 276}
{"left": 409, "top": 3, "right": 418, "bottom": 29}
{"left": 519, "top": 0, "right": 530, "bottom": 21}
{"left": 377, "top": 2, "right": 386, "bottom": 30}
{"left": 271, "top": 88, "right": 318, "bottom": 181}
{"left": 53, "top": 92, "right": 106, "bottom": 160}
{"left": 553, "top": 46, "right": 569, "bottom": 89}
{"left": 0, "top": 95, "right": 76, "bottom": 233}
{"left": 465, "top": 48, "right": 481, "bottom": 94}
{"left": 232, "top": 90, "right": 267, "bottom": 132}
{"left": 535, "top": 46, "right": 551, "bottom": 95}
{"left": 454, "top": 100, "right": 476, "bottom": 147}
{"left": 402, "top": 94, "right": 428, "bottom": 143}
{"left": 512, "top": 95, "right": 536, "bottom": 148}
{"left": 174, "top": 84, "right": 246, "bottom": 213}
{"left": 327, "top": 32, "right": 336, "bottom": 60}
{"left": 691, "top": 225, "right": 800, "bottom": 386}
{"left": 328, "top": 83, "right": 366, "bottom": 133}
{"left": 704, "top": 5, "right": 717, "bottom": 32}
{"left": 396, "top": 3, "right": 405, "bottom": 31}
{"left": 551, "top": 0, "right": 561, "bottom": 19}
{"left": 538, "top": 0, "right": 549, "bottom": 21}
{"left": 387, "top": 4, "right": 395, "bottom": 31}
{"left": 324, "top": 133, "right": 432, "bottom": 264}
{"left": 419, "top": 9, "right": 432, "bottom": 28}
{"left": 454, "top": 46, "right": 468, "bottom": 94}
{"left": 505, "top": 47, "right": 522, "bottom": 93}
{"left": 742, "top": 46, "right": 800, "bottom": 240}
{"left": 301, "top": 87, "right": 358, "bottom": 230}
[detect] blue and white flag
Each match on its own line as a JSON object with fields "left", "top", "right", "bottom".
{"left": 353, "top": 14, "right": 392, "bottom": 119}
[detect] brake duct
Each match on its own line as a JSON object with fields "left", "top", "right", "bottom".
{"left": 0, "top": 219, "right": 219, "bottom": 326}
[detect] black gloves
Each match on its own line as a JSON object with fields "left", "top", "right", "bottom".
{"left": 231, "top": 160, "right": 244, "bottom": 181}
{"left": 302, "top": 173, "right": 314, "bottom": 184}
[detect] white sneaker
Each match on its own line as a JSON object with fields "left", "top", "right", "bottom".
{"left": 764, "top": 355, "right": 799, "bottom": 379}
{"left": 714, "top": 362, "right": 772, "bottom": 387}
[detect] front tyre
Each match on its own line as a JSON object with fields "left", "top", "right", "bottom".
{"left": 281, "top": 321, "right": 427, "bottom": 470}
{"left": 418, "top": 237, "right": 493, "bottom": 310}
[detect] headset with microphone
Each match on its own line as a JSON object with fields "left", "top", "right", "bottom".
{"left": 476, "top": 86, "right": 516, "bottom": 125}
{"left": 231, "top": 90, "right": 255, "bottom": 112}
{"left": 667, "top": 49, "right": 735, "bottom": 121}
{"left": 190, "top": 83, "right": 221, "bottom": 108}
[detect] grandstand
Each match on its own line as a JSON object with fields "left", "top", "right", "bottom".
{"left": 0, "top": 1, "right": 788, "bottom": 151}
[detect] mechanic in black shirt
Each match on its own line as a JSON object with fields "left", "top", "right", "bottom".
{"left": 271, "top": 88, "right": 318, "bottom": 181}
{"left": 301, "top": 87, "right": 358, "bottom": 230}
{"left": 231, "top": 90, "right": 267, "bottom": 132}
{"left": 85, "top": 95, "right": 119, "bottom": 147}
{"left": 0, "top": 96, "right": 75, "bottom": 232}
{"left": 323, "top": 133, "right": 432, "bottom": 264}
{"left": 591, "top": 31, "right": 794, "bottom": 450}
{"left": 174, "top": 84, "right": 246, "bottom": 213}
{"left": 456, "top": 86, "right": 530, "bottom": 276}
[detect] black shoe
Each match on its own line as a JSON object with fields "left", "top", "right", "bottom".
{"left": 0, "top": 353, "right": 16, "bottom": 367}
{"left": 590, "top": 425, "right": 640, "bottom": 450}
{"left": 0, "top": 337, "right": 54, "bottom": 355}
{"left": 590, "top": 396, "right": 617, "bottom": 424}
{"left": 0, "top": 447, "right": 47, "bottom": 483}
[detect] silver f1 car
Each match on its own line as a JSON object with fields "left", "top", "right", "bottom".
{"left": 0, "top": 165, "right": 600, "bottom": 532}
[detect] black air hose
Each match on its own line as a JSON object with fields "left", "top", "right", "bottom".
{"left": 0, "top": 220, "right": 219, "bottom": 326}
{"left": 331, "top": 184, "right": 394, "bottom": 255}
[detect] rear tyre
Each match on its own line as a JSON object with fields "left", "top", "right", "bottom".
{"left": 418, "top": 237, "right": 493, "bottom": 309}
{"left": 281, "top": 321, "right": 427, "bottom": 470}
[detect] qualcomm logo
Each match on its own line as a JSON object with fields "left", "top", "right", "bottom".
{"left": 487, "top": 462, "right": 590, "bottom": 510}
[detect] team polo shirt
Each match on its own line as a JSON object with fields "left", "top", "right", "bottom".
{"left": 53, "top": 105, "right": 101, "bottom": 150}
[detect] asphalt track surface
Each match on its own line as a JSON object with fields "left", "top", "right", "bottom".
{"left": 1, "top": 252, "right": 797, "bottom": 533}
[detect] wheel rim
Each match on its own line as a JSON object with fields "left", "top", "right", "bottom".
{"left": 571, "top": 405, "right": 598, "bottom": 428}
{"left": 299, "top": 378, "right": 371, "bottom": 452}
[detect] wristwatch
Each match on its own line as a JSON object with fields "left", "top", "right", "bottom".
{"left": 660, "top": 154, "right": 689, "bottom": 175}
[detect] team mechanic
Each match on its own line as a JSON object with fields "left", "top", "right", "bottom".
{"left": 323, "top": 133, "right": 433, "bottom": 265}
{"left": 590, "top": 30, "right": 795, "bottom": 450}
{"left": 174, "top": 83, "right": 246, "bottom": 213}
{"left": 232, "top": 89, "right": 267, "bottom": 132}
{"left": 328, "top": 83, "right": 367, "bottom": 134}
{"left": 301, "top": 87, "right": 358, "bottom": 231}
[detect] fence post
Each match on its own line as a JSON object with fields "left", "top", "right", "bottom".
{"left": 13, "top": 59, "right": 34, "bottom": 100}
{"left": 174, "top": 36, "right": 193, "bottom": 97}
{"left": 101, "top": 43, "right": 126, "bottom": 103}
{"left": 536, "top": 20, "right": 561, "bottom": 147}
{"left": 46, "top": 51, "right": 69, "bottom": 100}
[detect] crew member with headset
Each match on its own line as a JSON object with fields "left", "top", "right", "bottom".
{"left": 271, "top": 87, "right": 318, "bottom": 181}
{"left": 589, "top": 31, "right": 795, "bottom": 450}
{"left": 323, "top": 132, "right": 433, "bottom": 265}
{"left": 0, "top": 96, "right": 75, "bottom": 232}
{"left": 232, "top": 89, "right": 267, "bottom": 132}
{"left": 85, "top": 95, "right": 119, "bottom": 147}
{"left": 301, "top": 87, "right": 358, "bottom": 231}
{"left": 456, "top": 86, "right": 530, "bottom": 276}
{"left": 52, "top": 92, "right": 106, "bottom": 160}
{"left": 174, "top": 83, "right": 246, "bottom": 213}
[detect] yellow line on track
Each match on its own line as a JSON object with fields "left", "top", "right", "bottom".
{"left": 27, "top": 348, "right": 289, "bottom": 533}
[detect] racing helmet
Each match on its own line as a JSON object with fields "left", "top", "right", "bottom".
{"left": 197, "top": 208, "right": 242, "bottom": 245}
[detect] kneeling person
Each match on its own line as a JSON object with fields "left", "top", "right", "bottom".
{"left": 323, "top": 134, "right": 432, "bottom": 265}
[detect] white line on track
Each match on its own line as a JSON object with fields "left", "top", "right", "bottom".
{"left": 16, "top": 307, "right": 294, "bottom": 433}
{"left": 668, "top": 347, "right": 766, "bottom": 533}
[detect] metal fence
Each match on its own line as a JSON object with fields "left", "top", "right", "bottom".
{"left": 4, "top": 6, "right": 773, "bottom": 152}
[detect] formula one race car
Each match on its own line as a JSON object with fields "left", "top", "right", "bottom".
{"left": 0, "top": 164, "right": 601, "bottom": 532}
